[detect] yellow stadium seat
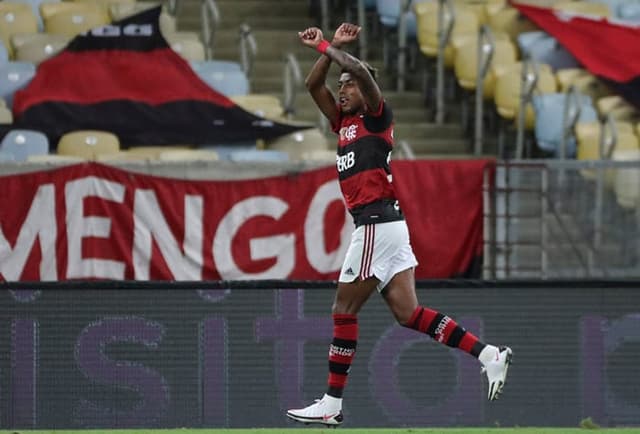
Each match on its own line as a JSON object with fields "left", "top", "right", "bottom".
{"left": 612, "top": 149, "right": 640, "bottom": 209}
{"left": 164, "top": 32, "right": 205, "bottom": 62}
{"left": 553, "top": 1, "right": 611, "bottom": 18}
{"left": 610, "top": 105, "right": 640, "bottom": 123}
{"left": 57, "top": 130, "right": 120, "bottom": 159}
{"left": 231, "top": 94, "right": 285, "bottom": 120}
{"left": 454, "top": 0, "right": 489, "bottom": 24}
{"left": 555, "top": 68, "right": 590, "bottom": 93}
{"left": 454, "top": 34, "right": 517, "bottom": 99}
{"left": 109, "top": 2, "right": 176, "bottom": 33}
{"left": 44, "top": 7, "right": 110, "bottom": 36}
{"left": 72, "top": 0, "right": 136, "bottom": 16}
{"left": 576, "top": 121, "right": 638, "bottom": 183}
{"left": 597, "top": 95, "right": 627, "bottom": 116}
{"left": 266, "top": 128, "right": 331, "bottom": 161}
{"left": 40, "top": 2, "right": 103, "bottom": 20}
{"left": 570, "top": 74, "right": 612, "bottom": 101}
{"left": 0, "top": 105, "right": 13, "bottom": 123}
{"left": 0, "top": 2, "right": 39, "bottom": 57}
{"left": 11, "top": 33, "right": 71, "bottom": 64}
{"left": 488, "top": 6, "right": 539, "bottom": 41}
{"left": 576, "top": 120, "right": 635, "bottom": 159}
{"left": 414, "top": 2, "right": 479, "bottom": 67}
{"left": 494, "top": 61, "right": 557, "bottom": 129}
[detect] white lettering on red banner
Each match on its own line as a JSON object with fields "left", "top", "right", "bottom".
{"left": 0, "top": 161, "right": 490, "bottom": 281}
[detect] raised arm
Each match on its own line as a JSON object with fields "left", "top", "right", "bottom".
{"left": 301, "top": 23, "right": 382, "bottom": 114}
{"left": 298, "top": 27, "right": 339, "bottom": 126}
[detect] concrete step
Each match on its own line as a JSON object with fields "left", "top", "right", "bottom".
{"left": 404, "top": 137, "right": 469, "bottom": 155}
{"left": 394, "top": 122, "right": 465, "bottom": 141}
{"left": 179, "top": 15, "right": 314, "bottom": 32}
{"left": 179, "top": 0, "right": 309, "bottom": 16}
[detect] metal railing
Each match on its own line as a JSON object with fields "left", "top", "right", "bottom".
{"left": 165, "top": 0, "right": 178, "bottom": 16}
{"left": 201, "top": 0, "right": 220, "bottom": 59}
{"left": 515, "top": 58, "right": 539, "bottom": 159}
{"left": 559, "top": 85, "right": 582, "bottom": 160}
{"left": 283, "top": 53, "right": 303, "bottom": 118}
{"left": 435, "top": 0, "right": 455, "bottom": 124}
{"left": 239, "top": 23, "right": 257, "bottom": 87}
{"left": 474, "top": 25, "right": 495, "bottom": 156}
{"left": 484, "top": 160, "right": 640, "bottom": 279}
{"left": 396, "top": 0, "right": 413, "bottom": 91}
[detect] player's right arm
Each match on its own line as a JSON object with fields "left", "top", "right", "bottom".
{"left": 298, "top": 27, "right": 340, "bottom": 127}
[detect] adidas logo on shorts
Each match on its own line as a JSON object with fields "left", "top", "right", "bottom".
{"left": 345, "top": 267, "right": 354, "bottom": 275}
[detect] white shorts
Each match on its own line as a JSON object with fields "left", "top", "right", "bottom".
{"left": 339, "top": 220, "right": 418, "bottom": 292}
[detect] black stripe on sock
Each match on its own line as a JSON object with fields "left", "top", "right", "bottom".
{"left": 327, "top": 386, "right": 343, "bottom": 398}
{"left": 332, "top": 338, "right": 357, "bottom": 349}
{"left": 329, "top": 361, "right": 351, "bottom": 375}
{"left": 471, "top": 341, "right": 486, "bottom": 358}
{"left": 426, "top": 313, "right": 445, "bottom": 337}
{"left": 447, "top": 326, "right": 466, "bottom": 348}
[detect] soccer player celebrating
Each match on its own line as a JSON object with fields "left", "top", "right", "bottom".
{"left": 286, "top": 23, "right": 512, "bottom": 427}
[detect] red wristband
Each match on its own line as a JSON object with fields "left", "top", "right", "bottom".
{"left": 316, "top": 39, "right": 331, "bottom": 54}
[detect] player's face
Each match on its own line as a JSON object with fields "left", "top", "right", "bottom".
{"left": 337, "top": 72, "right": 364, "bottom": 115}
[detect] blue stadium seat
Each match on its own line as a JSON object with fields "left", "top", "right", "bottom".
{"left": 0, "top": 129, "right": 49, "bottom": 161}
{"left": 0, "top": 61, "right": 36, "bottom": 108}
{"left": 0, "top": 40, "right": 8, "bottom": 66}
{"left": 617, "top": 2, "right": 640, "bottom": 23}
{"left": 517, "top": 31, "right": 580, "bottom": 71}
{"left": 532, "top": 93, "right": 598, "bottom": 158}
{"left": 190, "top": 60, "right": 249, "bottom": 97}
{"left": 228, "top": 149, "right": 289, "bottom": 162}
{"left": 376, "top": 0, "right": 418, "bottom": 36}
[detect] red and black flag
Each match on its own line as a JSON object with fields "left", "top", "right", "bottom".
{"left": 513, "top": 2, "right": 640, "bottom": 109}
{"left": 12, "top": 7, "right": 308, "bottom": 146}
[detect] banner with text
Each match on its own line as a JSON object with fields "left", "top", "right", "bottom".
{"left": 0, "top": 161, "right": 491, "bottom": 281}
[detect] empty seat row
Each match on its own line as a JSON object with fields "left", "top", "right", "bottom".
{"left": 0, "top": 126, "right": 334, "bottom": 163}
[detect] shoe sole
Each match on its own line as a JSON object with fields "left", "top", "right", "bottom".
{"left": 490, "top": 347, "right": 513, "bottom": 401}
{"left": 286, "top": 411, "right": 342, "bottom": 427}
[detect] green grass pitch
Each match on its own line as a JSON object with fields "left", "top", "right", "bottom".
{"left": 3, "top": 429, "right": 640, "bottom": 434}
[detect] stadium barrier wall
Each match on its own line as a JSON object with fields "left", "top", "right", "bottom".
{"left": 1, "top": 280, "right": 639, "bottom": 429}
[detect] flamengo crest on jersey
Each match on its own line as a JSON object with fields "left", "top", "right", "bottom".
{"left": 333, "top": 101, "right": 397, "bottom": 211}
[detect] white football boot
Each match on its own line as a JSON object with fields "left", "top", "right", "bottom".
{"left": 286, "top": 394, "right": 343, "bottom": 426}
{"left": 481, "top": 346, "right": 513, "bottom": 401}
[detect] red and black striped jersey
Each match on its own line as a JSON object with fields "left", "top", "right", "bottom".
{"left": 332, "top": 100, "right": 399, "bottom": 216}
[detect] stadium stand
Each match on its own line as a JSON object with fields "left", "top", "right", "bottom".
{"left": 0, "top": 60, "right": 36, "bottom": 108}
{"left": 57, "top": 130, "right": 120, "bottom": 159}
{"left": 12, "top": 32, "right": 71, "bottom": 64}
{"left": 0, "top": 128, "right": 49, "bottom": 161}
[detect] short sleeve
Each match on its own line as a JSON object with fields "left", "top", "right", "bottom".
{"left": 331, "top": 103, "right": 343, "bottom": 133}
{"left": 363, "top": 100, "right": 393, "bottom": 133}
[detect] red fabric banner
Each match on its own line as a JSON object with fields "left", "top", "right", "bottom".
{"left": 512, "top": 2, "right": 640, "bottom": 83}
{"left": 0, "top": 161, "right": 492, "bottom": 281}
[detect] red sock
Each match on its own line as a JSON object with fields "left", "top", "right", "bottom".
{"left": 327, "top": 314, "right": 358, "bottom": 398}
{"left": 406, "top": 306, "right": 485, "bottom": 357}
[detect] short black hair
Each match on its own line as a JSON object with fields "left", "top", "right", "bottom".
{"left": 340, "top": 61, "right": 378, "bottom": 82}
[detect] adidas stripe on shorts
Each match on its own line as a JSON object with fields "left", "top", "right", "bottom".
{"left": 339, "top": 220, "right": 418, "bottom": 292}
